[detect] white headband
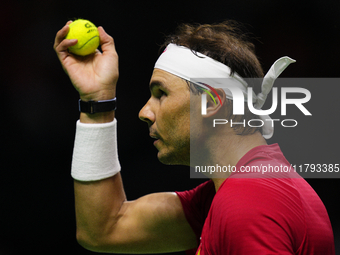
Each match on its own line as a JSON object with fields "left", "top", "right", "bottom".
{"left": 154, "top": 43, "right": 296, "bottom": 139}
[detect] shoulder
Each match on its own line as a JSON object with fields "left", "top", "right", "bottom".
{"left": 175, "top": 181, "right": 215, "bottom": 243}
{"left": 175, "top": 180, "right": 215, "bottom": 217}
{"left": 176, "top": 180, "right": 215, "bottom": 199}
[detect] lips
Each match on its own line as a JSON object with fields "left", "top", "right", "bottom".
{"left": 149, "top": 134, "right": 159, "bottom": 146}
{"left": 150, "top": 133, "right": 160, "bottom": 144}
{"left": 149, "top": 129, "right": 161, "bottom": 146}
{"left": 149, "top": 134, "right": 159, "bottom": 139}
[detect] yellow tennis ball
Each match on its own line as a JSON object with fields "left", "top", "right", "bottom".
{"left": 66, "top": 19, "right": 100, "bottom": 56}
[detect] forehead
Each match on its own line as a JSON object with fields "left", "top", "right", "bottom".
{"left": 150, "top": 69, "right": 188, "bottom": 91}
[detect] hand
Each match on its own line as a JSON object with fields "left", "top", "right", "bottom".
{"left": 54, "top": 21, "right": 119, "bottom": 101}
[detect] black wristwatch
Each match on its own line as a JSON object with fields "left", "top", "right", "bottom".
{"left": 78, "top": 98, "right": 117, "bottom": 114}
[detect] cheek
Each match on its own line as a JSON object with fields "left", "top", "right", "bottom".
{"left": 189, "top": 97, "right": 204, "bottom": 134}
{"left": 173, "top": 97, "right": 191, "bottom": 120}
{"left": 189, "top": 95, "right": 204, "bottom": 124}
{"left": 159, "top": 97, "right": 191, "bottom": 132}
{"left": 173, "top": 100, "right": 191, "bottom": 137}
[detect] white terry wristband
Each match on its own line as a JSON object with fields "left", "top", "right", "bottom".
{"left": 71, "top": 119, "right": 121, "bottom": 181}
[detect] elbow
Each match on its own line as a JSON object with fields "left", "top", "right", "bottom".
{"left": 75, "top": 216, "right": 122, "bottom": 252}
{"left": 76, "top": 229, "right": 108, "bottom": 252}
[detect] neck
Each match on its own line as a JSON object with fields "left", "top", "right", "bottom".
{"left": 191, "top": 130, "right": 267, "bottom": 192}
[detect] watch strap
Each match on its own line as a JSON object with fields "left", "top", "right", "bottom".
{"left": 79, "top": 98, "right": 117, "bottom": 114}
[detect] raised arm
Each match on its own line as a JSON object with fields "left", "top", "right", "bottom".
{"left": 53, "top": 21, "right": 197, "bottom": 253}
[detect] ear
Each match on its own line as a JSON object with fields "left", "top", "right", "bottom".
{"left": 203, "top": 88, "right": 226, "bottom": 118}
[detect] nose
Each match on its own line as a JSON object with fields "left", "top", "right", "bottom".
{"left": 139, "top": 98, "right": 155, "bottom": 126}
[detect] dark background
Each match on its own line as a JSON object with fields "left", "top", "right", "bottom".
{"left": 1, "top": 0, "right": 339, "bottom": 254}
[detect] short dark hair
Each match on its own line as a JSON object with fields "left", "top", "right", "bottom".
{"left": 161, "top": 20, "right": 264, "bottom": 135}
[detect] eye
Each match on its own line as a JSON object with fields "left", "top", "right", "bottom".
{"left": 154, "top": 89, "right": 166, "bottom": 99}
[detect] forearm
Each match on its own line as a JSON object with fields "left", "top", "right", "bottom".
{"left": 74, "top": 173, "right": 126, "bottom": 249}
{"left": 73, "top": 111, "right": 126, "bottom": 249}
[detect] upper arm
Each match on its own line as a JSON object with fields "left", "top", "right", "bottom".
{"left": 82, "top": 192, "right": 198, "bottom": 253}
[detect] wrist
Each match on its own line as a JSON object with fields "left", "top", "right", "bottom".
{"left": 80, "top": 111, "right": 114, "bottom": 124}
{"left": 79, "top": 89, "right": 116, "bottom": 102}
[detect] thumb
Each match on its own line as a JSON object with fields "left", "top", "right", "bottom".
{"left": 98, "top": 26, "right": 117, "bottom": 56}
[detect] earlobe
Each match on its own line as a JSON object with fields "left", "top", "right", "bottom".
{"left": 203, "top": 88, "right": 226, "bottom": 118}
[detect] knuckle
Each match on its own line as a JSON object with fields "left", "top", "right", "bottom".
{"left": 108, "top": 35, "right": 114, "bottom": 42}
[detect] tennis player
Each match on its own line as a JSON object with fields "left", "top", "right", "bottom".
{"left": 54, "top": 20, "right": 335, "bottom": 254}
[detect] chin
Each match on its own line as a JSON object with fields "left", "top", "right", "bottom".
{"left": 157, "top": 150, "right": 189, "bottom": 166}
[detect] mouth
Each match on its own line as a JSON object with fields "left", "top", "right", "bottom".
{"left": 149, "top": 132, "right": 161, "bottom": 145}
{"left": 150, "top": 134, "right": 159, "bottom": 140}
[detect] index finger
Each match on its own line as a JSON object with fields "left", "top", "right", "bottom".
{"left": 53, "top": 20, "right": 73, "bottom": 50}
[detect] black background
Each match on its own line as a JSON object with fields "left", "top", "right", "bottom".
{"left": 1, "top": 0, "right": 339, "bottom": 254}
